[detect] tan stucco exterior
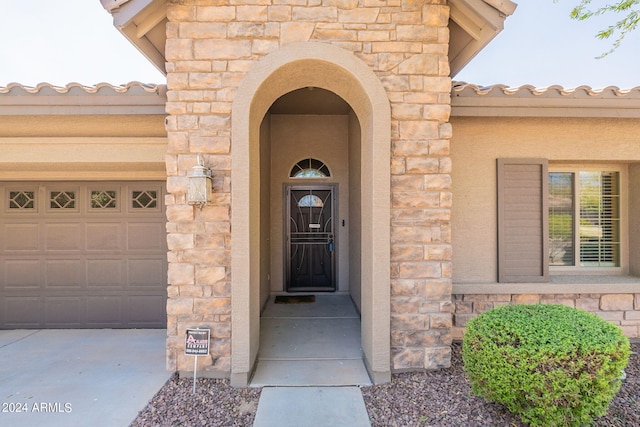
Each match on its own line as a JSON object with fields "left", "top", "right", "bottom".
{"left": 452, "top": 116, "right": 640, "bottom": 285}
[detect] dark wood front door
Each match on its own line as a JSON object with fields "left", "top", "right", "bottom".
{"left": 285, "top": 185, "right": 336, "bottom": 292}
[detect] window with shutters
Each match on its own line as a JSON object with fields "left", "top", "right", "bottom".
{"left": 549, "top": 168, "right": 621, "bottom": 269}
{"left": 498, "top": 160, "right": 626, "bottom": 283}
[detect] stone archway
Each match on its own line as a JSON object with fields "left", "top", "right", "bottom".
{"left": 230, "top": 42, "right": 391, "bottom": 386}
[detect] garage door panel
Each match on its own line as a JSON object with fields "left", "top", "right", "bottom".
{"left": 128, "top": 258, "right": 166, "bottom": 287}
{"left": 3, "top": 297, "right": 41, "bottom": 327}
{"left": 3, "top": 223, "right": 39, "bottom": 251}
{"left": 45, "top": 260, "right": 83, "bottom": 288}
{"left": 87, "top": 260, "right": 124, "bottom": 288}
{"left": 86, "top": 223, "right": 122, "bottom": 251}
{"left": 1, "top": 182, "right": 167, "bottom": 329}
{"left": 45, "top": 223, "right": 82, "bottom": 251}
{"left": 127, "top": 222, "right": 164, "bottom": 250}
{"left": 87, "top": 296, "right": 123, "bottom": 327}
{"left": 46, "top": 297, "right": 83, "bottom": 327}
{"left": 4, "top": 260, "right": 41, "bottom": 289}
{"left": 127, "top": 295, "right": 165, "bottom": 326}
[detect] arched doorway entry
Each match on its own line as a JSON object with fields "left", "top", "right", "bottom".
{"left": 230, "top": 43, "right": 390, "bottom": 386}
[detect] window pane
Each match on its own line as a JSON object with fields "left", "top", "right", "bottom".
{"left": 290, "top": 158, "right": 330, "bottom": 178}
{"left": 579, "top": 171, "right": 619, "bottom": 267}
{"left": 549, "top": 172, "right": 574, "bottom": 266}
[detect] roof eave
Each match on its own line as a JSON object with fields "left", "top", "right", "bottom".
{"left": 449, "top": 0, "right": 517, "bottom": 77}
{"left": 101, "top": 0, "right": 167, "bottom": 76}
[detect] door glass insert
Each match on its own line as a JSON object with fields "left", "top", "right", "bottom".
{"left": 286, "top": 186, "right": 336, "bottom": 292}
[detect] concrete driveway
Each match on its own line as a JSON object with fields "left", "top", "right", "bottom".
{"left": 0, "top": 329, "right": 170, "bottom": 427}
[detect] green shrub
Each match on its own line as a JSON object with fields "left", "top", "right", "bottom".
{"left": 462, "top": 304, "right": 630, "bottom": 426}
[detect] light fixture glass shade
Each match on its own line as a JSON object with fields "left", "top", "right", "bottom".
{"left": 188, "top": 164, "right": 212, "bottom": 207}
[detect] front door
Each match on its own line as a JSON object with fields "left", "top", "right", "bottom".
{"left": 285, "top": 185, "right": 336, "bottom": 292}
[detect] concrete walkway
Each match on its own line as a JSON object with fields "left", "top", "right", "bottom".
{"left": 254, "top": 386, "right": 371, "bottom": 427}
{"left": 0, "top": 329, "right": 170, "bottom": 427}
{"left": 251, "top": 295, "right": 372, "bottom": 426}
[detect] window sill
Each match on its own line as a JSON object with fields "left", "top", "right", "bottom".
{"left": 453, "top": 275, "right": 640, "bottom": 295}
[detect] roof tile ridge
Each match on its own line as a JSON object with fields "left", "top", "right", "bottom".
{"left": 0, "top": 81, "right": 163, "bottom": 95}
{"left": 451, "top": 82, "right": 512, "bottom": 95}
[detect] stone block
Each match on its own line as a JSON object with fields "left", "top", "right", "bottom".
{"left": 406, "top": 157, "right": 439, "bottom": 174}
{"left": 391, "top": 347, "right": 424, "bottom": 370}
{"left": 620, "top": 325, "right": 639, "bottom": 338}
{"left": 601, "top": 294, "right": 634, "bottom": 311}
{"left": 166, "top": 205, "right": 195, "bottom": 222}
{"left": 512, "top": 294, "right": 540, "bottom": 305}
{"left": 167, "top": 297, "right": 194, "bottom": 316}
{"left": 391, "top": 245, "right": 424, "bottom": 261}
{"left": 167, "top": 233, "right": 195, "bottom": 250}
{"left": 338, "top": 7, "right": 380, "bottom": 23}
{"left": 425, "top": 279, "right": 451, "bottom": 300}
{"left": 424, "top": 346, "right": 451, "bottom": 369}
{"left": 194, "top": 297, "right": 231, "bottom": 315}
{"left": 453, "top": 313, "right": 475, "bottom": 328}
{"left": 196, "top": 266, "right": 226, "bottom": 285}
{"left": 197, "top": 6, "right": 235, "bottom": 22}
{"left": 391, "top": 297, "right": 420, "bottom": 314}
{"left": 168, "top": 263, "right": 195, "bottom": 285}
{"left": 403, "top": 330, "right": 439, "bottom": 347}
{"left": 391, "top": 279, "right": 423, "bottom": 297}
{"left": 398, "top": 261, "right": 442, "bottom": 279}
{"left": 391, "top": 313, "right": 426, "bottom": 330}
{"left": 596, "top": 311, "right": 624, "bottom": 321}
{"left": 179, "top": 22, "right": 226, "bottom": 39}
{"left": 178, "top": 285, "right": 204, "bottom": 297}
{"left": 454, "top": 300, "right": 473, "bottom": 314}
{"left": 281, "top": 22, "right": 315, "bottom": 44}
{"left": 398, "top": 120, "right": 439, "bottom": 139}
{"left": 194, "top": 39, "right": 252, "bottom": 60}
{"left": 576, "top": 297, "right": 599, "bottom": 312}
{"left": 398, "top": 53, "right": 439, "bottom": 75}
{"left": 293, "top": 6, "right": 338, "bottom": 21}
{"left": 430, "top": 313, "right": 452, "bottom": 329}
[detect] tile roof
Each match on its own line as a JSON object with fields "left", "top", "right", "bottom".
{"left": 451, "top": 82, "right": 640, "bottom": 118}
{"left": 0, "top": 81, "right": 165, "bottom": 95}
{"left": 0, "top": 82, "right": 167, "bottom": 115}
{"left": 452, "top": 82, "right": 640, "bottom": 98}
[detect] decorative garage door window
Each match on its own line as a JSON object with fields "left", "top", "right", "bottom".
{"left": 50, "top": 191, "right": 76, "bottom": 209}
{"left": 132, "top": 190, "right": 157, "bottom": 209}
{"left": 290, "top": 158, "right": 331, "bottom": 179}
{"left": 9, "top": 190, "right": 35, "bottom": 209}
{"left": 91, "top": 190, "right": 117, "bottom": 209}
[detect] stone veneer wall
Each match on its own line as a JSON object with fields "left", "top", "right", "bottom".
{"left": 164, "top": 0, "right": 453, "bottom": 375}
{"left": 453, "top": 293, "right": 640, "bottom": 340}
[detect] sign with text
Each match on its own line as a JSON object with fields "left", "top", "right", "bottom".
{"left": 185, "top": 328, "right": 210, "bottom": 356}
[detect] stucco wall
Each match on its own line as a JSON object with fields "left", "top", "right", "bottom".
{"left": 0, "top": 115, "right": 166, "bottom": 181}
{"left": 269, "top": 114, "right": 350, "bottom": 293}
{"left": 451, "top": 116, "right": 640, "bottom": 284}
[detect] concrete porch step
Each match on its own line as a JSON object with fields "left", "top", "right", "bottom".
{"left": 253, "top": 386, "right": 371, "bottom": 427}
{"left": 250, "top": 359, "right": 372, "bottom": 387}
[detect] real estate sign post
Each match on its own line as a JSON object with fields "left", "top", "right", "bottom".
{"left": 185, "top": 328, "right": 210, "bottom": 394}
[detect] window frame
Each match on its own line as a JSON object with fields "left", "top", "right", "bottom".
{"left": 548, "top": 164, "right": 628, "bottom": 276}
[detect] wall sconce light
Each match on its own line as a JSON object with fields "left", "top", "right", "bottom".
{"left": 187, "top": 155, "right": 213, "bottom": 209}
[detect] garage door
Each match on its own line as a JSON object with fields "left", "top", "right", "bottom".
{"left": 0, "top": 182, "right": 167, "bottom": 329}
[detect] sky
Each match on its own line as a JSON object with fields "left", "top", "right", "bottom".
{"left": 0, "top": 0, "right": 638, "bottom": 89}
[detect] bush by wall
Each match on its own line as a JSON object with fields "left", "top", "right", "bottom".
{"left": 462, "top": 304, "right": 630, "bottom": 426}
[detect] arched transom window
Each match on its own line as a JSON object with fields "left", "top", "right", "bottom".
{"left": 290, "top": 158, "right": 331, "bottom": 179}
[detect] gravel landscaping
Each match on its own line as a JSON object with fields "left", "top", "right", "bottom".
{"left": 131, "top": 342, "right": 638, "bottom": 426}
